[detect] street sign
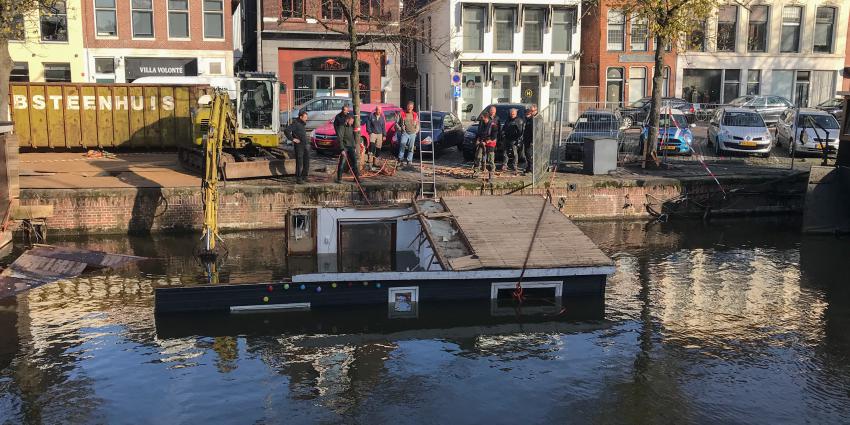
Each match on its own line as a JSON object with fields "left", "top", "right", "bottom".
{"left": 452, "top": 85, "right": 462, "bottom": 98}
{"left": 451, "top": 72, "right": 462, "bottom": 85}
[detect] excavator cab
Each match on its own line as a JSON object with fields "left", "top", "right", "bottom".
{"left": 236, "top": 72, "right": 280, "bottom": 148}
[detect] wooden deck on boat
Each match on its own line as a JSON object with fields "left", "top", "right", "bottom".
{"left": 421, "top": 196, "right": 614, "bottom": 271}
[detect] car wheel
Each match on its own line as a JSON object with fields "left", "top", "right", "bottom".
{"left": 622, "top": 116, "right": 634, "bottom": 129}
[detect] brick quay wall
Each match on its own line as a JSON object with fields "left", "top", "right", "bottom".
{"left": 18, "top": 173, "right": 808, "bottom": 235}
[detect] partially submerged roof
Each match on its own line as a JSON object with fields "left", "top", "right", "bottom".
{"left": 416, "top": 196, "right": 613, "bottom": 271}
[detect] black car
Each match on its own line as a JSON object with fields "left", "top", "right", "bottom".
{"left": 815, "top": 98, "right": 844, "bottom": 123}
{"left": 462, "top": 103, "right": 529, "bottom": 161}
{"left": 392, "top": 111, "right": 464, "bottom": 156}
{"left": 617, "top": 97, "right": 695, "bottom": 128}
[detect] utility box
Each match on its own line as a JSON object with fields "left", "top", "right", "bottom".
{"left": 583, "top": 136, "right": 618, "bottom": 175}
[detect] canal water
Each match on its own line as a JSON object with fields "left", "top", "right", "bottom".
{"left": 1, "top": 218, "right": 849, "bottom": 424}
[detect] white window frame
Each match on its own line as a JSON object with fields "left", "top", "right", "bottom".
{"left": 607, "top": 9, "right": 625, "bottom": 51}
{"left": 40, "top": 1, "right": 69, "bottom": 43}
{"left": 387, "top": 286, "right": 419, "bottom": 319}
{"left": 203, "top": 0, "right": 225, "bottom": 40}
{"left": 630, "top": 15, "right": 648, "bottom": 52}
{"left": 780, "top": 6, "right": 803, "bottom": 54}
{"left": 462, "top": 5, "right": 486, "bottom": 53}
{"left": 131, "top": 0, "right": 155, "bottom": 40}
{"left": 93, "top": 0, "right": 118, "bottom": 39}
{"left": 813, "top": 6, "right": 836, "bottom": 54}
{"left": 493, "top": 7, "right": 515, "bottom": 53}
{"left": 746, "top": 5, "right": 769, "bottom": 53}
{"left": 167, "top": 0, "right": 190, "bottom": 40}
{"left": 716, "top": 5, "right": 738, "bottom": 52}
{"left": 628, "top": 67, "right": 647, "bottom": 103}
{"left": 552, "top": 8, "right": 574, "bottom": 53}
{"left": 522, "top": 7, "right": 544, "bottom": 53}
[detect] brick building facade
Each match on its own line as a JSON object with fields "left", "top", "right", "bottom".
{"left": 242, "top": 0, "right": 401, "bottom": 111}
{"left": 79, "top": 0, "right": 234, "bottom": 82}
{"left": 579, "top": 1, "right": 677, "bottom": 108}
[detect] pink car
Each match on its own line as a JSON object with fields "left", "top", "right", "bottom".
{"left": 311, "top": 103, "right": 401, "bottom": 154}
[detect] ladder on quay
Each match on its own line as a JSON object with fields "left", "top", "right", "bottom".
{"left": 419, "top": 113, "right": 437, "bottom": 198}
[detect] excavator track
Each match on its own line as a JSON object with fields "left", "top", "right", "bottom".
{"left": 179, "top": 146, "right": 295, "bottom": 180}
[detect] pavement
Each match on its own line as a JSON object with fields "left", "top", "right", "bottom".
{"left": 17, "top": 125, "right": 823, "bottom": 190}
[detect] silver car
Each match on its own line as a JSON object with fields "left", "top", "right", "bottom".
{"left": 775, "top": 108, "right": 840, "bottom": 156}
{"left": 280, "top": 96, "right": 351, "bottom": 130}
{"left": 728, "top": 95, "right": 793, "bottom": 126}
{"left": 708, "top": 107, "right": 773, "bottom": 157}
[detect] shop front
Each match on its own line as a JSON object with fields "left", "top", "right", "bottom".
{"left": 124, "top": 57, "right": 198, "bottom": 82}
{"left": 278, "top": 49, "right": 384, "bottom": 111}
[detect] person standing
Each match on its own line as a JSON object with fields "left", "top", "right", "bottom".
{"left": 336, "top": 114, "right": 361, "bottom": 183}
{"left": 477, "top": 113, "right": 499, "bottom": 180}
{"left": 501, "top": 108, "right": 525, "bottom": 175}
{"left": 397, "top": 101, "right": 420, "bottom": 167}
{"left": 365, "top": 106, "right": 386, "bottom": 171}
{"left": 333, "top": 104, "right": 351, "bottom": 134}
{"left": 284, "top": 111, "right": 310, "bottom": 184}
{"left": 522, "top": 104, "right": 537, "bottom": 175}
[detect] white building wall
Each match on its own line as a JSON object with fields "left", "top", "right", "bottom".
{"left": 315, "top": 207, "right": 417, "bottom": 254}
{"left": 675, "top": 0, "right": 849, "bottom": 106}
{"left": 416, "top": 0, "right": 581, "bottom": 122}
{"left": 84, "top": 48, "right": 234, "bottom": 83}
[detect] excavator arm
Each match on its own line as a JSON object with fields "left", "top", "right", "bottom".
{"left": 200, "top": 88, "right": 238, "bottom": 258}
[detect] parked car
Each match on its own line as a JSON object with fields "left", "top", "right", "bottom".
{"left": 310, "top": 104, "right": 401, "bottom": 154}
{"left": 815, "top": 97, "right": 844, "bottom": 123}
{"left": 727, "top": 95, "right": 793, "bottom": 126}
{"left": 639, "top": 108, "right": 694, "bottom": 155}
{"left": 564, "top": 110, "right": 623, "bottom": 160}
{"left": 281, "top": 96, "right": 352, "bottom": 130}
{"left": 707, "top": 107, "right": 773, "bottom": 157}
{"left": 461, "top": 103, "right": 529, "bottom": 161}
{"left": 775, "top": 108, "right": 840, "bottom": 156}
{"left": 618, "top": 97, "right": 695, "bottom": 128}
{"left": 391, "top": 111, "right": 465, "bottom": 156}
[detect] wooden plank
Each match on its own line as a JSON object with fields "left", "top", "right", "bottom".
{"left": 27, "top": 85, "right": 49, "bottom": 148}
{"left": 79, "top": 86, "right": 99, "bottom": 149}
{"left": 111, "top": 86, "right": 129, "bottom": 148}
{"left": 62, "top": 85, "right": 82, "bottom": 148}
{"left": 45, "top": 85, "right": 66, "bottom": 148}
{"left": 10, "top": 85, "right": 32, "bottom": 148}
{"left": 29, "top": 245, "right": 142, "bottom": 268}
{"left": 143, "top": 86, "right": 161, "bottom": 148}
{"left": 128, "top": 86, "right": 145, "bottom": 148}
{"left": 159, "top": 87, "right": 176, "bottom": 148}
{"left": 1, "top": 253, "right": 87, "bottom": 282}
{"left": 174, "top": 86, "right": 191, "bottom": 144}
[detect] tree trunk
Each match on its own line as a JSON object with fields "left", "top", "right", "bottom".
{"left": 0, "top": 39, "right": 13, "bottom": 121}
{"left": 348, "top": 0, "right": 361, "bottom": 128}
{"left": 644, "top": 34, "right": 665, "bottom": 168}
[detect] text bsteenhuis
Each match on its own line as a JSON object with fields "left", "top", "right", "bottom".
{"left": 12, "top": 94, "right": 176, "bottom": 111}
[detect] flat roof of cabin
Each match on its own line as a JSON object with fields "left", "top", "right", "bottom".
{"left": 416, "top": 196, "right": 613, "bottom": 271}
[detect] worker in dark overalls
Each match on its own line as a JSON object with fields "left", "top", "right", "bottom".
{"left": 284, "top": 111, "right": 310, "bottom": 184}
{"left": 335, "top": 114, "right": 360, "bottom": 183}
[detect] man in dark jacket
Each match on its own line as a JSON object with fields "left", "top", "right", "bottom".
{"left": 333, "top": 104, "right": 351, "bottom": 135}
{"left": 284, "top": 111, "right": 310, "bottom": 184}
{"left": 336, "top": 114, "right": 360, "bottom": 183}
{"left": 522, "top": 104, "right": 537, "bottom": 174}
{"left": 365, "top": 106, "right": 386, "bottom": 171}
{"left": 474, "top": 114, "right": 499, "bottom": 180}
{"left": 501, "top": 108, "right": 525, "bottom": 174}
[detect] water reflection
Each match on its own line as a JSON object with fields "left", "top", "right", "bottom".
{"left": 0, "top": 219, "right": 848, "bottom": 423}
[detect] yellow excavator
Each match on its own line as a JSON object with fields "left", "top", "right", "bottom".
{"left": 181, "top": 72, "right": 294, "bottom": 179}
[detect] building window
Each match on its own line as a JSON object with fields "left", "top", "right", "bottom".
{"left": 688, "top": 22, "right": 706, "bottom": 51}
{"left": 44, "top": 63, "right": 71, "bottom": 82}
{"left": 795, "top": 71, "right": 810, "bottom": 107}
{"left": 682, "top": 69, "right": 721, "bottom": 104}
{"left": 94, "top": 57, "right": 116, "bottom": 83}
{"left": 427, "top": 16, "right": 432, "bottom": 51}
{"left": 168, "top": 0, "right": 189, "bottom": 39}
{"left": 359, "top": 0, "right": 380, "bottom": 18}
{"left": 204, "top": 0, "right": 224, "bottom": 39}
{"left": 10, "top": 63, "right": 30, "bottom": 82}
{"left": 494, "top": 8, "right": 514, "bottom": 52}
{"left": 747, "top": 5, "right": 768, "bottom": 52}
{"left": 716, "top": 6, "right": 737, "bottom": 52}
{"left": 814, "top": 7, "right": 835, "bottom": 53}
{"left": 723, "top": 69, "right": 740, "bottom": 103}
{"left": 662, "top": 66, "right": 670, "bottom": 97}
{"left": 780, "top": 6, "right": 802, "bottom": 53}
{"left": 630, "top": 15, "right": 648, "bottom": 51}
{"left": 747, "top": 70, "right": 761, "bottom": 95}
{"left": 491, "top": 64, "right": 514, "bottom": 104}
{"left": 131, "top": 0, "right": 154, "bottom": 38}
{"left": 462, "top": 6, "right": 485, "bottom": 52}
{"left": 282, "top": 0, "right": 304, "bottom": 18}
{"left": 607, "top": 10, "right": 625, "bottom": 51}
{"left": 628, "top": 67, "right": 646, "bottom": 103}
{"left": 523, "top": 8, "right": 544, "bottom": 52}
{"left": 606, "top": 67, "right": 624, "bottom": 107}
{"left": 11, "top": 14, "right": 25, "bottom": 40}
{"left": 322, "top": 0, "right": 344, "bottom": 20}
{"left": 40, "top": 1, "right": 68, "bottom": 42}
{"left": 94, "top": 0, "right": 117, "bottom": 36}
{"left": 552, "top": 8, "right": 575, "bottom": 53}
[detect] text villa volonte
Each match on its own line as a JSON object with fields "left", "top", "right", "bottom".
{"left": 12, "top": 95, "right": 176, "bottom": 111}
